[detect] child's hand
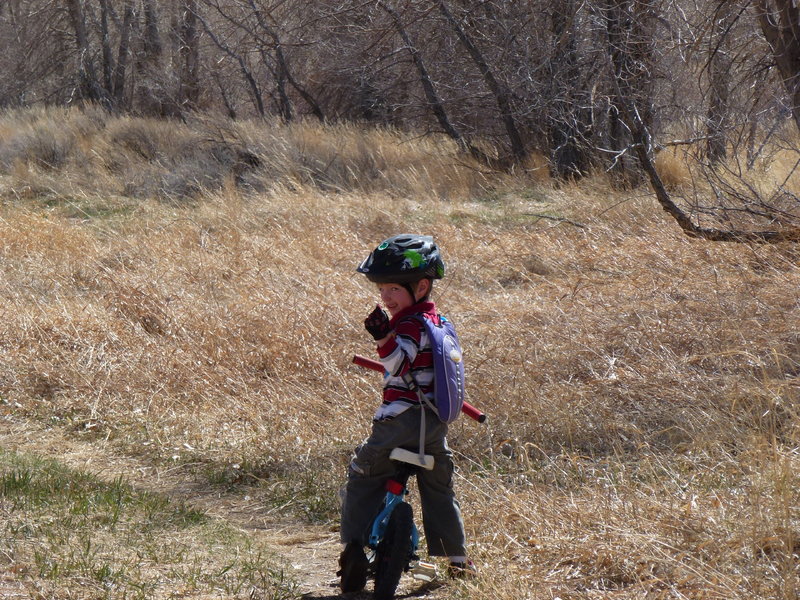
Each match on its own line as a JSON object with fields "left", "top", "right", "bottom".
{"left": 364, "top": 305, "right": 391, "bottom": 341}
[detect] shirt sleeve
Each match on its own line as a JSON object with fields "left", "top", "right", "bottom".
{"left": 377, "top": 317, "right": 424, "bottom": 377}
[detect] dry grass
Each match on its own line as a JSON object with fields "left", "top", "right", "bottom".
{"left": 0, "top": 106, "right": 798, "bottom": 599}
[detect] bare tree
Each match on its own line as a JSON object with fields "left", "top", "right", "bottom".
{"left": 193, "top": 0, "right": 324, "bottom": 121}
{"left": 705, "top": 1, "right": 736, "bottom": 163}
{"left": 0, "top": 1, "right": 65, "bottom": 105}
{"left": 141, "top": 0, "right": 162, "bottom": 62}
{"left": 66, "top": 0, "right": 109, "bottom": 105}
{"left": 0, "top": 0, "right": 791, "bottom": 237}
{"left": 178, "top": 0, "right": 201, "bottom": 110}
{"left": 755, "top": 0, "right": 800, "bottom": 131}
{"left": 377, "top": 1, "right": 508, "bottom": 166}
{"left": 548, "top": 0, "right": 594, "bottom": 178}
{"left": 603, "top": 0, "right": 657, "bottom": 185}
{"left": 438, "top": 0, "right": 527, "bottom": 163}
{"left": 607, "top": 0, "right": 800, "bottom": 242}
{"left": 246, "top": 0, "right": 325, "bottom": 120}
{"left": 195, "top": 4, "right": 266, "bottom": 117}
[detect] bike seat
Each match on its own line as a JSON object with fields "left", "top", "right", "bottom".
{"left": 390, "top": 448, "right": 435, "bottom": 470}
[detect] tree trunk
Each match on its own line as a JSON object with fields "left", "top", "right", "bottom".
{"left": 178, "top": 0, "right": 200, "bottom": 110}
{"left": 706, "top": 1, "right": 734, "bottom": 163}
{"left": 99, "top": 0, "right": 114, "bottom": 97}
{"left": 608, "top": 2, "right": 800, "bottom": 243}
{"left": 629, "top": 108, "right": 799, "bottom": 242}
{"left": 245, "top": 0, "right": 325, "bottom": 121}
{"left": 142, "top": 0, "right": 162, "bottom": 63}
{"left": 113, "top": 0, "right": 135, "bottom": 106}
{"left": 194, "top": 6, "right": 265, "bottom": 117}
{"left": 378, "top": 4, "right": 465, "bottom": 146}
{"left": 65, "top": 0, "right": 107, "bottom": 105}
{"left": 604, "top": 0, "right": 654, "bottom": 186}
{"left": 755, "top": 0, "right": 800, "bottom": 132}
{"left": 551, "top": 0, "right": 592, "bottom": 179}
{"left": 438, "top": 0, "right": 527, "bottom": 163}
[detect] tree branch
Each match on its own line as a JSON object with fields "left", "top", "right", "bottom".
{"left": 630, "top": 106, "right": 800, "bottom": 243}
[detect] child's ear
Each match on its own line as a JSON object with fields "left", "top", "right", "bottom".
{"left": 417, "top": 278, "right": 431, "bottom": 297}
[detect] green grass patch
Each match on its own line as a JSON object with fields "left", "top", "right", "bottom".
{"left": 0, "top": 448, "right": 299, "bottom": 599}
{"left": 202, "top": 456, "right": 342, "bottom": 524}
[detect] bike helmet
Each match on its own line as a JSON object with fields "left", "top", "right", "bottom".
{"left": 357, "top": 234, "right": 445, "bottom": 283}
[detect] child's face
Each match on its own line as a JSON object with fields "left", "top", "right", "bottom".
{"left": 378, "top": 283, "right": 415, "bottom": 317}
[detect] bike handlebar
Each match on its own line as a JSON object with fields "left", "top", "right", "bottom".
{"left": 352, "top": 354, "right": 487, "bottom": 423}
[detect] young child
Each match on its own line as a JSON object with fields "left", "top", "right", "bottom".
{"left": 338, "top": 234, "right": 473, "bottom": 592}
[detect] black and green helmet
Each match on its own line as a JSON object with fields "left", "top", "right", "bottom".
{"left": 357, "top": 234, "right": 445, "bottom": 283}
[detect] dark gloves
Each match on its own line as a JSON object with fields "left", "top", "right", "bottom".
{"left": 364, "top": 305, "right": 392, "bottom": 341}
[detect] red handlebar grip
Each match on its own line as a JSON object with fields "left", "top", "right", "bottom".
{"left": 352, "top": 355, "right": 486, "bottom": 423}
{"left": 353, "top": 354, "right": 384, "bottom": 372}
{"left": 460, "top": 401, "right": 487, "bottom": 423}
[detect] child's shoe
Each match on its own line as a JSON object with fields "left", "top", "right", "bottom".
{"left": 338, "top": 541, "right": 368, "bottom": 592}
{"left": 447, "top": 559, "right": 477, "bottom": 579}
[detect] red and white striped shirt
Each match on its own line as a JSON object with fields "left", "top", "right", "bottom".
{"left": 373, "top": 301, "right": 440, "bottom": 421}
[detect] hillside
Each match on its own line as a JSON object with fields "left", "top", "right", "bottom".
{"left": 0, "top": 106, "right": 798, "bottom": 599}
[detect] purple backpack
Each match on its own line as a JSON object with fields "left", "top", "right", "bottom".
{"left": 411, "top": 314, "right": 465, "bottom": 423}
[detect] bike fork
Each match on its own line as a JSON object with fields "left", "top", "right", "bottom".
{"left": 368, "top": 479, "right": 437, "bottom": 582}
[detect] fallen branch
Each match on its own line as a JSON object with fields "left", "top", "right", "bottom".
{"left": 523, "top": 213, "right": 587, "bottom": 229}
{"left": 623, "top": 105, "right": 800, "bottom": 243}
{"left": 634, "top": 120, "right": 800, "bottom": 242}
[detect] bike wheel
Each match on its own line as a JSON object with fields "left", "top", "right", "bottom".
{"left": 373, "top": 501, "right": 414, "bottom": 600}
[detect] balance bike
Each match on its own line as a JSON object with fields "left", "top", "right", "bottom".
{"left": 343, "top": 448, "right": 437, "bottom": 600}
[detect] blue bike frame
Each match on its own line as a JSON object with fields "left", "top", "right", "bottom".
{"left": 368, "top": 487, "right": 420, "bottom": 552}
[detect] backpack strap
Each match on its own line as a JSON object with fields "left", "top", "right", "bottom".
{"left": 401, "top": 371, "right": 436, "bottom": 468}
{"left": 400, "top": 313, "right": 442, "bottom": 467}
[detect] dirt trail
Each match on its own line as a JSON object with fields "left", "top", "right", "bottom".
{"left": 0, "top": 416, "right": 447, "bottom": 599}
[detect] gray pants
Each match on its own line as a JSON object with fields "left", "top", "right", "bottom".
{"left": 339, "top": 407, "right": 466, "bottom": 557}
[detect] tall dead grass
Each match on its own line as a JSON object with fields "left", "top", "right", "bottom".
{"left": 0, "top": 106, "right": 797, "bottom": 598}
{"left": 0, "top": 106, "right": 496, "bottom": 210}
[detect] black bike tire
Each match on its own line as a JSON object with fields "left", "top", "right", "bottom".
{"left": 373, "top": 501, "right": 414, "bottom": 600}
